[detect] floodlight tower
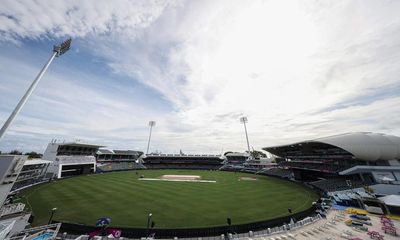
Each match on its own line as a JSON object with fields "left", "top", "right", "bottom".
{"left": 0, "top": 38, "right": 72, "bottom": 141}
{"left": 240, "top": 116, "right": 251, "bottom": 155}
{"left": 146, "top": 121, "right": 156, "bottom": 154}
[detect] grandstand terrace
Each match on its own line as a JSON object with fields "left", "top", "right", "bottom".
{"left": 43, "top": 141, "right": 103, "bottom": 178}
{"left": 260, "top": 168, "right": 293, "bottom": 179}
{"left": 142, "top": 153, "right": 225, "bottom": 170}
{"left": 245, "top": 157, "right": 275, "bottom": 170}
{"left": 12, "top": 159, "right": 51, "bottom": 190}
{"left": 0, "top": 155, "right": 31, "bottom": 238}
{"left": 96, "top": 149, "right": 144, "bottom": 172}
{"left": 97, "top": 149, "right": 143, "bottom": 161}
{"left": 225, "top": 152, "right": 249, "bottom": 165}
{"left": 264, "top": 132, "right": 400, "bottom": 192}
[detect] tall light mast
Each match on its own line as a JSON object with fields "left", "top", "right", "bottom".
{"left": 0, "top": 38, "right": 72, "bottom": 141}
{"left": 240, "top": 116, "right": 251, "bottom": 155}
{"left": 146, "top": 121, "right": 156, "bottom": 154}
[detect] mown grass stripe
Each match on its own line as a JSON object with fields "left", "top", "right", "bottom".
{"left": 19, "top": 170, "right": 318, "bottom": 228}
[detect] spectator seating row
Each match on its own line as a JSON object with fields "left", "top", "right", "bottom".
{"left": 260, "top": 168, "right": 293, "bottom": 178}
{"left": 96, "top": 161, "right": 144, "bottom": 172}
{"left": 144, "top": 164, "right": 221, "bottom": 170}
{"left": 310, "top": 178, "right": 365, "bottom": 192}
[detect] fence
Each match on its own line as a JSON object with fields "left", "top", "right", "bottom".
{"left": 56, "top": 206, "right": 316, "bottom": 238}
{"left": 61, "top": 214, "right": 323, "bottom": 240}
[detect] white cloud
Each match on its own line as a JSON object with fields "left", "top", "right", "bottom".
{"left": 1, "top": 0, "right": 400, "bottom": 153}
{"left": 106, "top": 0, "right": 400, "bottom": 152}
{"left": 0, "top": 0, "right": 175, "bottom": 41}
{"left": 0, "top": 53, "right": 169, "bottom": 152}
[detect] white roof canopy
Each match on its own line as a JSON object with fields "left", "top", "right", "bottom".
{"left": 265, "top": 132, "right": 400, "bottom": 162}
{"left": 379, "top": 195, "right": 400, "bottom": 207}
{"left": 312, "top": 132, "right": 400, "bottom": 161}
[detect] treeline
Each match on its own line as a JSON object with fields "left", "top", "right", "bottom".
{"left": 0, "top": 150, "right": 43, "bottom": 159}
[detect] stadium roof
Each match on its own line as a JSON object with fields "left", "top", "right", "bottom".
{"left": 143, "top": 153, "right": 223, "bottom": 158}
{"left": 97, "top": 149, "right": 115, "bottom": 154}
{"left": 113, "top": 150, "right": 143, "bottom": 155}
{"left": 97, "top": 149, "right": 143, "bottom": 155}
{"left": 264, "top": 132, "right": 400, "bottom": 161}
{"left": 57, "top": 142, "right": 105, "bottom": 148}
{"left": 225, "top": 152, "right": 250, "bottom": 157}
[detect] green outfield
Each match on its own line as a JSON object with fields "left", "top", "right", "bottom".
{"left": 20, "top": 170, "right": 318, "bottom": 228}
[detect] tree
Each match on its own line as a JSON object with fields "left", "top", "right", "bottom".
{"left": 25, "top": 151, "right": 43, "bottom": 159}
{"left": 9, "top": 150, "right": 23, "bottom": 155}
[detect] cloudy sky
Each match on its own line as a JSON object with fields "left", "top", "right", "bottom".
{"left": 1, "top": 0, "right": 400, "bottom": 154}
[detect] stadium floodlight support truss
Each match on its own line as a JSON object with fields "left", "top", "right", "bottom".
{"left": 146, "top": 121, "right": 156, "bottom": 154}
{"left": 0, "top": 38, "right": 72, "bottom": 141}
{"left": 240, "top": 116, "right": 251, "bottom": 155}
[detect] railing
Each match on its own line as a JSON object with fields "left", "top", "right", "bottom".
{"left": 55, "top": 206, "right": 317, "bottom": 238}
{"left": 66, "top": 215, "right": 323, "bottom": 240}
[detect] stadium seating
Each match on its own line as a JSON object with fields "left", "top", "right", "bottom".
{"left": 96, "top": 161, "right": 145, "bottom": 172}
{"left": 310, "top": 178, "right": 365, "bottom": 192}
{"left": 260, "top": 168, "right": 293, "bottom": 178}
{"left": 144, "top": 163, "right": 221, "bottom": 170}
{"left": 280, "top": 161, "right": 347, "bottom": 173}
{"left": 143, "top": 155, "right": 224, "bottom": 170}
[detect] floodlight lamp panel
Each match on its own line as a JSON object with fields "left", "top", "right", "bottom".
{"left": 240, "top": 116, "right": 248, "bottom": 123}
{"left": 149, "top": 121, "right": 156, "bottom": 127}
{"left": 54, "top": 38, "right": 72, "bottom": 57}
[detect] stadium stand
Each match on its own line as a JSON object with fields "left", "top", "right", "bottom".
{"left": 310, "top": 178, "right": 365, "bottom": 192}
{"left": 259, "top": 168, "right": 293, "bottom": 179}
{"left": 142, "top": 154, "right": 225, "bottom": 170}
{"left": 264, "top": 133, "right": 400, "bottom": 194}
{"left": 280, "top": 160, "right": 348, "bottom": 173}
{"left": 97, "top": 149, "right": 142, "bottom": 161}
{"left": 43, "top": 141, "right": 102, "bottom": 178}
{"left": 0, "top": 155, "right": 32, "bottom": 238}
{"left": 97, "top": 161, "right": 144, "bottom": 172}
{"left": 11, "top": 159, "right": 51, "bottom": 190}
{"left": 3, "top": 132, "right": 400, "bottom": 239}
{"left": 221, "top": 152, "right": 275, "bottom": 171}
{"left": 96, "top": 149, "right": 144, "bottom": 172}
{"left": 224, "top": 152, "right": 249, "bottom": 165}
